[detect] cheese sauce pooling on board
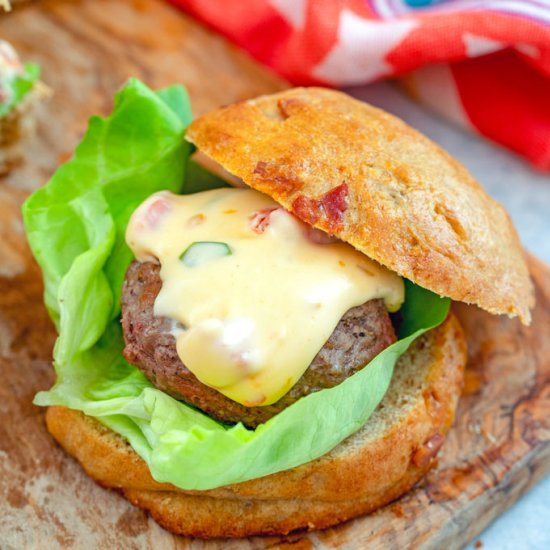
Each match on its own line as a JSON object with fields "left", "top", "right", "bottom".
{"left": 126, "top": 188, "right": 404, "bottom": 407}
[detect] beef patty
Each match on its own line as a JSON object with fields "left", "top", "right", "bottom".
{"left": 121, "top": 261, "right": 397, "bottom": 428}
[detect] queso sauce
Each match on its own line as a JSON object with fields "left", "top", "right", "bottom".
{"left": 126, "top": 188, "right": 404, "bottom": 407}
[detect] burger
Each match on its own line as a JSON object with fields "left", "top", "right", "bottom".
{"left": 23, "top": 82, "right": 534, "bottom": 538}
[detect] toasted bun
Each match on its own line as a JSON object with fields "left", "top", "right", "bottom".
{"left": 46, "top": 314, "right": 466, "bottom": 538}
{"left": 186, "top": 88, "right": 534, "bottom": 325}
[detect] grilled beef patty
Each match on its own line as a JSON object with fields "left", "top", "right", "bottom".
{"left": 121, "top": 261, "right": 397, "bottom": 428}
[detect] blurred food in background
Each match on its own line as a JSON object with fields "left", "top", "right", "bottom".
{"left": 0, "top": 39, "right": 48, "bottom": 174}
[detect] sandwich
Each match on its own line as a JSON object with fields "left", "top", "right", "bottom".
{"left": 0, "top": 39, "right": 45, "bottom": 174}
{"left": 23, "top": 81, "right": 534, "bottom": 538}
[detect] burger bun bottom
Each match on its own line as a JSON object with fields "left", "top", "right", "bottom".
{"left": 45, "top": 314, "right": 466, "bottom": 538}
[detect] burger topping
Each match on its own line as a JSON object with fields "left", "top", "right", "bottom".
{"left": 291, "top": 183, "right": 349, "bottom": 233}
{"left": 179, "top": 241, "right": 233, "bottom": 267}
{"left": 126, "top": 188, "right": 404, "bottom": 407}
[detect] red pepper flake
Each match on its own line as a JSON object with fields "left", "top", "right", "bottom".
{"left": 249, "top": 207, "right": 278, "bottom": 234}
{"left": 244, "top": 394, "right": 267, "bottom": 407}
{"left": 253, "top": 161, "right": 302, "bottom": 193}
{"left": 144, "top": 197, "right": 171, "bottom": 229}
{"left": 321, "top": 183, "right": 349, "bottom": 227}
{"left": 291, "top": 183, "right": 349, "bottom": 233}
{"left": 291, "top": 194, "right": 320, "bottom": 226}
{"left": 277, "top": 97, "right": 305, "bottom": 119}
{"left": 412, "top": 432, "right": 446, "bottom": 468}
{"left": 187, "top": 213, "right": 206, "bottom": 227}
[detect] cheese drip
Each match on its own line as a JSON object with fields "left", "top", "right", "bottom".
{"left": 126, "top": 188, "right": 404, "bottom": 407}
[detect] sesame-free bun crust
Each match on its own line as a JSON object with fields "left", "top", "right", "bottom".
{"left": 46, "top": 315, "right": 466, "bottom": 538}
{"left": 186, "top": 88, "right": 534, "bottom": 324}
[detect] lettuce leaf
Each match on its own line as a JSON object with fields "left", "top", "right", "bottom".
{"left": 0, "top": 62, "right": 40, "bottom": 117}
{"left": 23, "top": 79, "right": 450, "bottom": 491}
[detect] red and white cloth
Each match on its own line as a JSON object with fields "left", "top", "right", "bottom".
{"left": 171, "top": 0, "right": 550, "bottom": 171}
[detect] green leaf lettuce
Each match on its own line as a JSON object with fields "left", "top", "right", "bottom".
{"left": 23, "top": 79, "right": 450, "bottom": 491}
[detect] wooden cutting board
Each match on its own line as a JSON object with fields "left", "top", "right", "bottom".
{"left": 1, "top": 1, "right": 549, "bottom": 548}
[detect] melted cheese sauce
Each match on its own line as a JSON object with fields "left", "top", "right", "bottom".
{"left": 126, "top": 188, "right": 404, "bottom": 407}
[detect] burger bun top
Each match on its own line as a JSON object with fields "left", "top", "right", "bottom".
{"left": 186, "top": 87, "right": 534, "bottom": 324}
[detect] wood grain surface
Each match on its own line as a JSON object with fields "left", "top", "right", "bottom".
{"left": 0, "top": 1, "right": 549, "bottom": 548}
